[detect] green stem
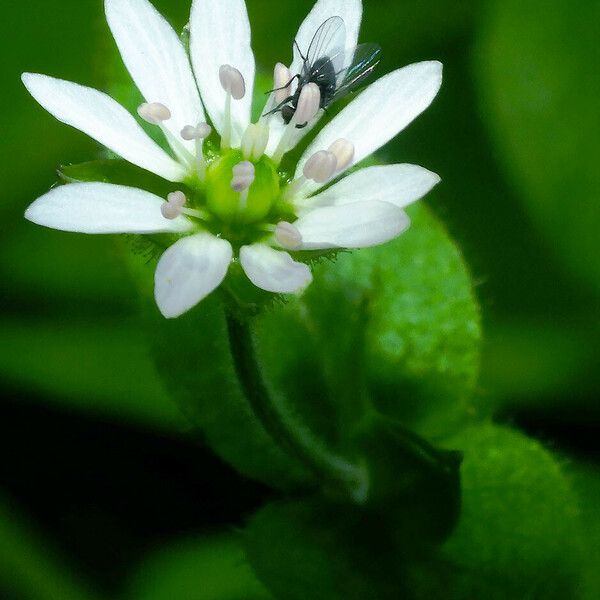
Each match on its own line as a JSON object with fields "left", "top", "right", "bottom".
{"left": 226, "top": 314, "right": 369, "bottom": 503}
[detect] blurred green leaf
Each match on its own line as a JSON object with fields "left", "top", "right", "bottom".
{"left": 481, "top": 321, "right": 600, "bottom": 412}
{"left": 476, "top": 0, "right": 600, "bottom": 294}
{"left": 417, "top": 423, "right": 586, "bottom": 599}
{"left": 0, "top": 317, "right": 186, "bottom": 434}
{"left": 568, "top": 461, "right": 600, "bottom": 600}
{"left": 1, "top": 224, "right": 134, "bottom": 312}
{"left": 124, "top": 533, "right": 271, "bottom": 600}
{"left": 244, "top": 500, "right": 393, "bottom": 600}
{"left": 0, "top": 496, "right": 99, "bottom": 600}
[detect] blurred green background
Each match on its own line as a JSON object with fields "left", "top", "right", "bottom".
{"left": 0, "top": 0, "right": 598, "bottom": 598}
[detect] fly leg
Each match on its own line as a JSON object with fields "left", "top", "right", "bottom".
{"left": 265, "top": 73, "right": 300, "bottom": 95}
{"left": 262, "top": 94, "right": 296, "bottom": 118}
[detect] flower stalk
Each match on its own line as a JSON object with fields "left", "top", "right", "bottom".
{"left": 226, "top": 313, "right": 369, "bottom": 503}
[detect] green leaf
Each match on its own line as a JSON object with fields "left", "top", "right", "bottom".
{"left": 245, "top": 424, "right": 587, "bottom": 600}
{"left": 476, "top": 0, "right": 600, "bottom": 294}
{"left": 1, "top": 222, "right": 135, "bottom": 312}
{"left": 0, "top": 316, "right": 186, "bottom": 434}
{"left": 481, "top": 321, "right": 600, "bottom": 414}
{"left": 0, "top": 496, "right": 100, "bottom": 600}
{"left": 255, "top": 204, "right": 482, "bottom": 442}
{"left": 124, "top": 533, "right": 271, "bottom": 600}
{"left": 244, "top": 500, "right": 396, "bottom": 600}
{"left": 405, "top": 423, "right": 586, "bottom": 599}
{"left": 568, "top": 461, "right": 600, "bottom": 600}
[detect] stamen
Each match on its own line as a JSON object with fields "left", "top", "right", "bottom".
{"left": 161, "top": 191, "right": 187, "bottom": 220}
{"left": 231, "top": 161, "right": 255, "bottom": 192}
{"left": 328, "top": 139, "right": 355, "bottom": 172}
{"left": 161, "top": 203, "right": 181, "bottom": 220}
{"left": 294, "top": 83, "right": 321, "bottom": 126}
{"left": 273, "top": 63, "right": 293, "bottom": 104}
{"left": 285, "top": 142, "right": 346, "bottom": 199}
{"left": 138, "top": 102, "right": 195, "bottom": 169}
{"left": 181, "top": 123, "right": 212, "bottom": 180}
{"left": 219, "top": 65, "right": 246, "bottom": 100}
{"left": 231, "top": 161, "right": 255, "bottom": 210}
{"left": 272, "top": 83, "right": 321, "bottom": 164}
{"left": 241, "top": 123, "right": 270, "bottom": 161}
{"left": 138, "top": 102, "right": 171, "bottom": 124}
{"left": 161, "top": 191, "right": 207, "bottom": 221}
{"left": 219, "top": 64, "right": 246, "bottom": 151}
{"left": 303, "top": 150, "right": 338, "bottom": 184}
{"left": 167, "top": 191, "right": 186, "bottom": 207}
{"left": 180, "top": 123, "right": 212, "bottom": 141}
{"left": 275, "top": 221, "right": 303, "bottom": 250}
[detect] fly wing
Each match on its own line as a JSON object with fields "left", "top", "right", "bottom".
{"left": 331, "top": 43, "right": 382, "bottom": 102}
{"left": 304, "top": 16, "right": 347, "bottom": 75}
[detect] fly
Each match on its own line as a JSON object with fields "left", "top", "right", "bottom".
{"left": 266, "top": 16, "right": 382, "bottom": 128}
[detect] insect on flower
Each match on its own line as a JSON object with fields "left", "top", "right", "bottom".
{"left": 266, "top": 16, "right": 382, "bottom": 128}
{"left": 21, "top": 0, "right": 443, "bottom": 319}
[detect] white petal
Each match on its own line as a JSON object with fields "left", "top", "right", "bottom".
{"left": 295, "top": 61, "right": 443, "bottom": 196}
{"left": 294, "top": 201, "right": 410, "bottom": 249}
{"left": 25, "top": 183, "right": 193, "bottom": 234}
{"left": 190, "top": 0, "right": 255, "bottom": 146}
{"left": 105, "top": 0, "right": 204, "bottom": 156}
{"left": 290, "top": 0, "right": 362, "bottom": 78}
{"left": 22, "top": 73, "right": 186, "bottom": 182}
{"left": 240, "top": 244, "right": 312, "bottom": 294}
{"left": 154, "top": 233, "right": 233, "bottom": 318}
{"left": 265, "top": 0, "right": 362, "bottom": 157}
{"left": 298, "top": 164, "right": 441, "bottom": 213}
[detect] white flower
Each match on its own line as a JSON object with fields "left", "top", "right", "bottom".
{"left": 22, "top": 0, "right": 442, "bottom": 318}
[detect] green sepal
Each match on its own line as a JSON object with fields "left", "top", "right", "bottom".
{"left": 58, "top": 159, "right": 180, "bottom": 199}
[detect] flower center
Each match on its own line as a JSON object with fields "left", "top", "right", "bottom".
{"left": 140, "top": 64, "right": 355, "bottom": 251}
{"left": 205, "top": 150, "right": 281, "bottom": 226}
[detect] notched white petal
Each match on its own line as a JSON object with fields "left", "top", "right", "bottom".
{"left": 154, "top": 232, "right": 233, "bottom": 318}
{"left": 105, "top": 0, "right": 204, "bottom": 155}
{"left": 299, "top": 164, "right": 441, "bottom": 212}
{"left": 24, "top": 183, "right": 193, "bottom": 234}
{"left": 190, "top": 0, "right": 255, "bottom": 146}
{"left": 240, "top": 244, "right": 312, "bottom": 294}
{"left": 294, "top": 201, "right": 410, "bottom": 249}
{"left": 22, "top": 73, "right": 186, "bottom": 182}
{"left": 296, "top": 61, "right": 443, "bottom": 195}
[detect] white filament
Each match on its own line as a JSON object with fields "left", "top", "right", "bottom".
{"left": 241, "top": 122, "right": 270, "bottom": 161}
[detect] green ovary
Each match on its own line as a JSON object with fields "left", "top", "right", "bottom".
{"left": 205, "top": 151, "right": 281, "bottom": 225}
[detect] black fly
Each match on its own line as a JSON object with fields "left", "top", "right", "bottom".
{"left": 265, "top": 16, "right": 381, "bottom": 128}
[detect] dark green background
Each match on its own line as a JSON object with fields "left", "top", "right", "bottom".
{"left": 1, "top": 1, "right": 598, "bottom": 598}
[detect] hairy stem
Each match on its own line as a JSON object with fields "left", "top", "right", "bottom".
{"left": 226, "top": 314, "right": 369, "bottom": 502}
